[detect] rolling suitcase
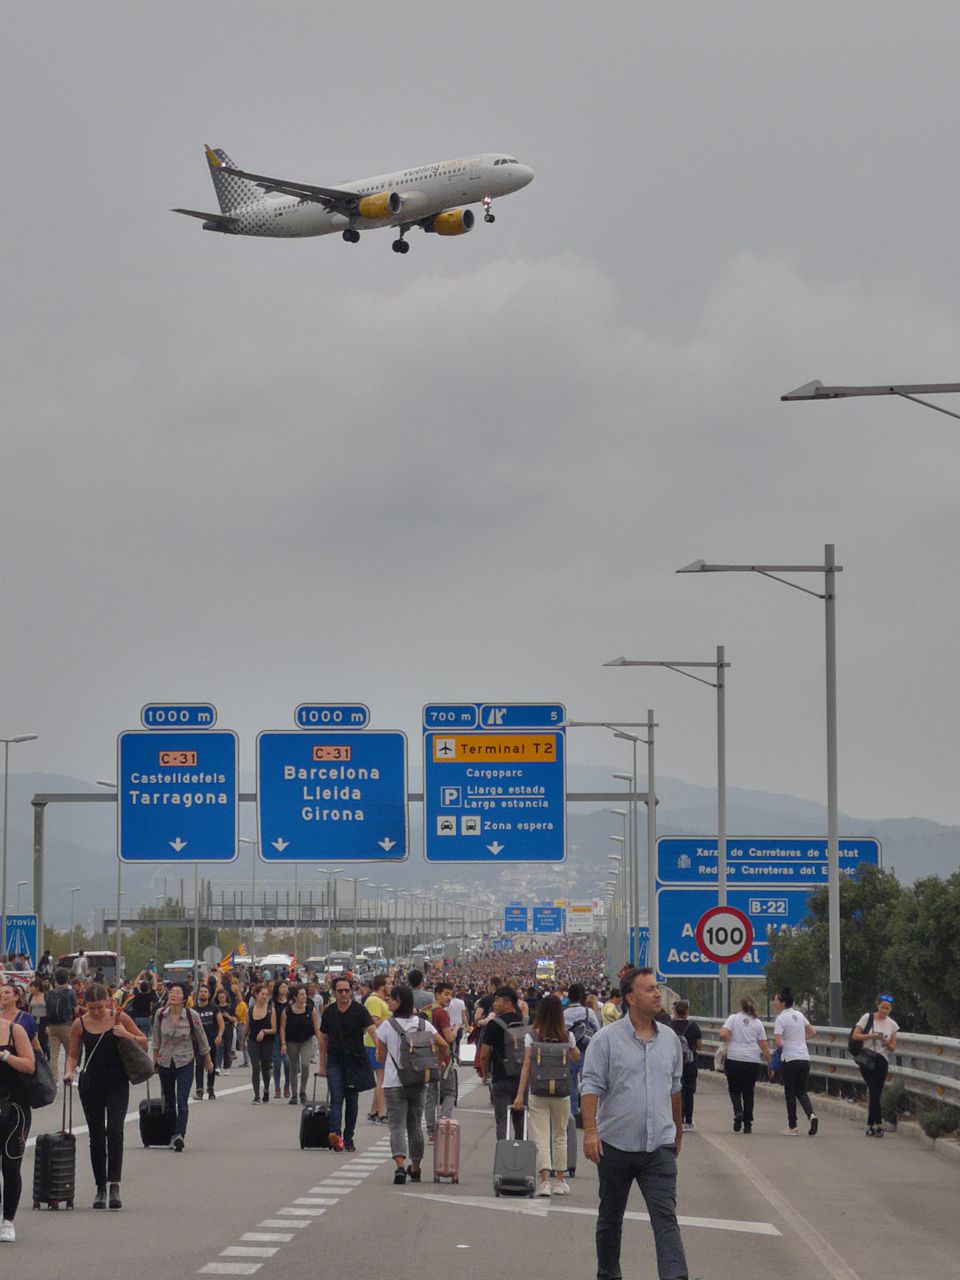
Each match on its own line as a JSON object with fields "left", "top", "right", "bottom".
{"left": 33, "top": 1083, "right": 76, "bottom": 1210}
{"left": 139, "top": 1078, "right": 173, "bottom": 1148}
{"left": 493, "top": 1110, "right": 537, "bottom": 1197}
{"left": 433, "top": 1115, "right": 460, "bottom": 1183}
{"left": 300, "top": 1074, "right": 331, "bottom": 1150}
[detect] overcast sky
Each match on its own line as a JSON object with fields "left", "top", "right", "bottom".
{"left": 4, "top": 3, "right": 960, "bottom": 828}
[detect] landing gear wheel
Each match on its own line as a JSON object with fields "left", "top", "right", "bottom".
{"left": 342, "top": 229, "right": 360, "bottom": 243}
{"left": 392, "top": 238, "right": 409, "bottom": 254}
{"left": 482, "top": 195, "right": 495, "bottom": 224}
{"left": 484, "top": 213, "right": 496, "bottom": 223}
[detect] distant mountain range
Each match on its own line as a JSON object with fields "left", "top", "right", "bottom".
{"left": 4, "top": 769, "right": 957, "bottom": 929}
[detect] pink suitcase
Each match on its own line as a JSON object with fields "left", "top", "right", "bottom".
{"left": 433, "top": 1116, "right": 461, "bottom": 1183}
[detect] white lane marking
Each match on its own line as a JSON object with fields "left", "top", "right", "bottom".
{"left": 400, "top": 1192, "right": 781, "bottom": 1236}
{"left": 199, "top": 1265, "right": 261, "bottom": 1276}
{"left": 294, "top": 1197, "right": 337, "bottom": 1205}
{"left": 258, "top": 1219, "right": 311, "bottom": 1229}
{"left": 304, "top": 1192, "right": 342, "bottom": 1202}
{"left": 242, "top": 1233, "right": 294, "bottom": 1243}
{"left": 221, "top": 1248, "right": 278, "bottom": 1258}
{"left": 277, "top": 1207, "right": 327, "bottom": 1216}
{"left": 699, "top": 1130, "right": 861, "bottom": 1276}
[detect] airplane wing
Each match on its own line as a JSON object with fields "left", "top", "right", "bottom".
{"left": 216, "top": 163, "right": 360, "bottom": 214}
{"left": 172, "top": 207, "right": 239, "bottom": 230}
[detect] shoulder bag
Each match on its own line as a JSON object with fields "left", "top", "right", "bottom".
{"left": 116, "top": 1014, "right": 154, "bottom": 1084}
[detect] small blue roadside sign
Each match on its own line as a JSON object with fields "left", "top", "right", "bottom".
{"left": 657, "top": 836, "right": 881, "bottom": 886}
{"left": 118, "top": 730, "right": 238, "bottom": 863}
{"left": 2, "top": 913, "right": 38, "bottom": 967}
{"left": 141, "top": 703, "right": 217, "bottom": 729}
{"left": 657, "top": 887, "right": 816, "bottom": 978}
{"left": 532, "top": 905, "right": 565, "bottom": 933}
{"left": 503, "top": 905, "right": 529, "bottom": 933}
{"left": 295, "top": 704, "right": 370, "bottom": 730}
{"left": 257, "top": 731, "right": 408, "bottom": 862}
{"left": 423, "top": 703, "right": 566, "bottom": 863}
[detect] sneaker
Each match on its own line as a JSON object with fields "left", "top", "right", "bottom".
{"left": 866, "top": 1126, "right": 877, "bottom": 1137}
{"left": 300, "top": 1092, "right": 307, "bottom": 1105}
{"left": 427, "top": 1131, "right": 436, "bottom": 1143}
{"left": 681, "top": 1123, "right": 693, "bottom": 1133}
{"left": 743, "top": 1122, "right": 753, "bottom": 1134}
{"left": 377, "top": 1115, "right": 389, "bottom": 1125}
{"left": 874, "top": 1126, "right": 885, "bottom": 1137}
{"left": 283, "top": 1083, "right": 291, "bottom": 1098}
{"left": 328, "top": 1133, "right": 345, "bottom": 1151}
{"left": 345, "top": 1141, "right": 356, "bottom": 1152}
{"left": 251, "top": 1096, "right": 260, "bottom": 1104}
{"left": 288, "top": 1096, "right": 299, "bottom": 1105}
{"left": 93, "top": 1185, "right": 107, "bottom": 1210}
{"left": 208, "top": 1091, "right": 216, "bottom": 1101}
{"left": 195, "top": 1090, "right": 204, "bottom": 1101}
{"left": 0, "top": 1220, "right": 15, "bottom": 1243}
{"left": 407, "top": 1166, "right": 422, "bottom": 1183}
{"left": 809, "top": 1116, "right": 819, "bottom": 1136}
{"left": 367, "top": 1112, "right": 379, "bottom": 1123}
{"left": 108, "top": 1184, "right": 122, "bottom": 1211}
{"left": 538, "top": 1181, "right": 552, "bottom": 1197}
{"left": 172, "top": 1135, "right": 185, "bottom": 1153}
{"left": 221, "top": 1068, "right": 231, "bottom": 1076}
{"left": 553, "top": 1179, "right": 571, "bottom": 1195}
{"left": 733, "top": 1114, "right": 743, "bottom": 1133}
{"left": 262, "top": 1091, "right": 270, "bottom": 1103}
{"left": 779, "top": 1128, "right": 799, "bottom": 1136}
{"left": 393, "top": 1167, "right": 407, "bottom": 1185}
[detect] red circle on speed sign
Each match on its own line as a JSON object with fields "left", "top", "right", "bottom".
{"left": 695, "top": 905, "right": 754, "bottom": 965}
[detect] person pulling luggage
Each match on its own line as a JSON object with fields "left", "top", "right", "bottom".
{"left": 424, "top": 982, "right": 458, "bottom": 1141}
{"left": 477, "top": 985, "right": 528, "bottom": 1141}
{"left": 375, "top": 984, "right": 446, "bottom": 1184}
{"left": 0, "top": 986, "right": 36, "bottom": 1242}
{"left": 512, "top": 993, "right": 579, "bottom": 1196}
{"left": 319, "top": 977, "right": 376, "bottom": 1152}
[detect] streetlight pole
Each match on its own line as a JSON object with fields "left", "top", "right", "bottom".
{"left": 782, "top": 379, "right": 960, "bottom": 421}
{"left": 1, "top": 734, "right": 38, "bottom": 954}
{"left": 69, "top": 886, "right": 81, "bottom": 953}
{"left": 154, "top": 894, "right": 162, "bottom": 957}
{"left": 606, "top": 653, "right": 730, "bottom": 1012}
{"left": 678, "top": 549, "right": 844, "bottom": 1025}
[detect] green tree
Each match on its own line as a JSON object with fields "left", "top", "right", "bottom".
{"left": 884, "top": 872, "right": 960, "bottom": 1037}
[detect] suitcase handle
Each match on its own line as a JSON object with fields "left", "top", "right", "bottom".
{"left": 312, "top": 1072, "right": 331, "bottom": 1105}
{"left": 61, "top": 1080, "right": 73, "bottom": 1136}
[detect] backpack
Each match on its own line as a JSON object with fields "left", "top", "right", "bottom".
{"left": 388, "top": 1017, "right": 440, "bottom": 1086}
{"left": 529, "top": 1039, "right": 571, "bottom": 1097}
{"left": 569, "top": 1011, "right": 597, "bottom": 1055}
{"left": 848, "top": 1012, "right": 873, "bottom": 1058}
{"left": 671, "top": 1018, "right": 696, "bottom": 1067}
{"left": 492, "top": 1016, "right": 529, "bottom": 1078}
{"left": 46, "top": 986, "right": 74, "bottom": 1026}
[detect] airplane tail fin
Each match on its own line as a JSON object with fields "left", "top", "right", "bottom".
{"left": 205, "top": 145, "right": 264, "bottom": 213}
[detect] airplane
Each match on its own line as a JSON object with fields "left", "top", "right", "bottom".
{"left": 174, "top": 146, "right": 534, "bottom": 254}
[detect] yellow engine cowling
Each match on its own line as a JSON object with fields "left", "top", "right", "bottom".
{"left": 432, "top": 208, "right": 475, "bottom": 236}
{"left": 357, "top": 191, "right": 401, "bottom": 221}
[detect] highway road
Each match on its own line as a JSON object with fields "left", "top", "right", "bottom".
{"left": 18, "top": 1071, "right": 960, "bottom": 1279}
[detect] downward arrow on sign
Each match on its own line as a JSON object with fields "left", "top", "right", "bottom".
{"left": 169, "top": 838, "right": 188, "bottom": 853}
{"left": 487, "top": 842, "right": 504, "bottom": 856}
{"left": 379, "top": 837, "right": 396, "bottom": 852}
{"left": 272, "top": 838, "right": 290, "bottom": 852}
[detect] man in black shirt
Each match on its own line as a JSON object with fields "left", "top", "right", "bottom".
{"left": 477, "top": 985, "right": 526, "bottom": 1141}
{"left": 671, "top": 999, "right": 703, "bottom": 1130}
{"left": 319, "top": 977, "right": 375, "bottom": 1152}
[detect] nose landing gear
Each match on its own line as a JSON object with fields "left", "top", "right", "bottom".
{"left": 482, "top": 195, "right": 495, "bottom": 223}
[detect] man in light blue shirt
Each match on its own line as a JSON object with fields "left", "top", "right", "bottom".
{"left": 580, "top": 967, "right": 688, "bottom": 1280}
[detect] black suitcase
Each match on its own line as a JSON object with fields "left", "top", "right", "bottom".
{"left": 139, "top": 1078, "right": 173, "bottom": 1148}
{"left": 33, "top": 1084, "right": 76, "bottom": 1210}
{"left": 300, "top": 1075, "right": 331, "bottom": 1150}
{"left": 493, "top": 1111, "right": 537, "bottom": 1197}
{"left": 566, "top": 1112, "right": 578, "bottom": 1177}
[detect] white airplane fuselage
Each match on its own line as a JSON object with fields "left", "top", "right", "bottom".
{"left": 224, "top": 153, "right": 534, "bottom": 238}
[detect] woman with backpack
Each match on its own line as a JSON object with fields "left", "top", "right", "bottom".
{"left": 563, "top": 982, "right": 600, "bottom": 1124}
{"left": 152, "top": 982, "right": 212, "bottom": 1151}
{"left": 852, "top": 994, "right": 898, "bottom": 1137}
{"left": 719, "top": 997, "right": 770, "bottom": 1134}
{"left": 512, "top": 993, "right": 580, "bottom": 1196}
{"left": 670, "top": 1000, "right": 702, "bottom": 1131}
{"left": 374, "top": 984, "right": 446, "bottom": 1185}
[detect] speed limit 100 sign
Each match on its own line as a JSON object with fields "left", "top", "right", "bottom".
{"left": 695, "top": 905, "right": 754, "bottom": 965}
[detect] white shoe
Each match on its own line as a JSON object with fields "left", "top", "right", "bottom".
{"left": 681, "top": 1123, "right": 693, "bottom": 1132}
{"left": 553, "top": 1179, "right": 571, "bottom": 1195}
{"left": 537, "top": 1181, "right": 552, "bottom": 1197}
{"left": 779, "top": 1128, "right": 799, "bottom": 1136}
{"left": 0, "top": 1220, "right": 15, "bottom": 1243}
{"left": 222, "top": 1069, "right": 231, "bottom": 1076}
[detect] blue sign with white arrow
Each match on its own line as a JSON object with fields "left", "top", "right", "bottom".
{"left": 532, "top": 905, "right": 565, "bottom": 933}
{"left": 2, "top": 914, "right": 38, "bottom": 967}
{"left": 117, "top": 731, "right": 238, "bottom": 863}
{"left": 503, "top": 905, "right": 529, "bottom": 933}
{"left": 257, "top": 731, "right": 408, "bottom": 862}
{"left": 423, "top": 703, "right": 566, "bottom": 863}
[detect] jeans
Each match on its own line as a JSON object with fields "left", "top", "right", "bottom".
{"left": 859, "top": 1054, "right": 888, "bottom": 1126}
{"left": 287, "top": 1040, "right": 313, "bottom": 1099}
{"left": 134, "top": 1016, "right": 151, "bottom": 1041}
{"left": 326, "top": 1058, "right": 359, "bottom": 1143}
{"left": 680, "top": 1066, "right": 697, "bottom": 1125}
{"left": 425, "top": 1067, "right": 458, "bottom": 1134}
{"left": 725, "top": 1058, "right": 760, "bottom": 1126}
{"left": 385, "top": 1084, "right": 426, "bottom": 1163}
{"left": 596, "top": 1143, "right": 688, "bottom": 1280}
{"left": 251, "top": 1038, "right": 274, "bottom": 1098}
{"left": 158, "top": 1061, "right": 194, "bottom": 1138}
{"left": 78, "top": 1078, "right": 129, "bottom": 1184}
{"left": 272, "top": 1037, "right": 290, "bottom": 1091}
{"left": 491, "top": 1079, "right": 524, "bottom": 1140}
{"left": 782, "top": 1059, "right": 815, "bottom": 1129}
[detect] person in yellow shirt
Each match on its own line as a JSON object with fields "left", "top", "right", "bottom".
{"left": 601, "top": 989, "right": 622, "bottom": 1025}
{"left": 364, "top": 973, "right": 392, "bottom": 1123}
{"left": 233, "top": 987, "right": 249, "bottom": 1067}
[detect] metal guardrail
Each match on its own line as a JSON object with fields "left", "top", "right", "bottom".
{"left": 695, "top": 1016, "right": 960, "bottom": 1108}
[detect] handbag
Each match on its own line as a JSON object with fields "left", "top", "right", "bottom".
{"left": 344, "top": 1053, "right": 376, "bottom": 1093}
{"left": 713, "top": 1041, "right": 727, "bottom": 1070}
{"left": 117, "top": 1032, "right": 154, "bottom": 1084}
{"left": 26, "top": 1048, "right": 57, "bottom": 1108}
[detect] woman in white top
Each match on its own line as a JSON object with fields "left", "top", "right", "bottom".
{"left": 772, "top": 987, "right": 818, "bottom": 1137}
{"left": 512, "top": 994, "right": 580, "bottom": 1197}
{"left": 375, "top": 985, "right": 446, "bottom": 1185}
{"left": 852, "top": 994, "right": 898, "bottom": 1136}
{"left": 719, "top": 998, "right": 770, "bottom": 1133}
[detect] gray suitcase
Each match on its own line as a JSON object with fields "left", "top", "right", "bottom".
{"left": 493, "top": 1111, "right": 537, "bottom": 1197}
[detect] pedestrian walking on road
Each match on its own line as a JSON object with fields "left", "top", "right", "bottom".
{"left": 64, "top": 983, "right": 148, "bottom": 1209}
{"left": 319, "top": 977, "right": 376, "bottom": 1151}
{"left": 424, "top": 981, "right": 458, "bottom": 1140}
{"left": 670, "top": 1000, "right": 702, "bottom": 1131}
{"left": 214, "top": 988, "right": 237, "bottom": 1075}
{"left": 44, "top": 969, "right": 77, "bottom": 1084}
{"left": 375, "top": 984, "right": 446, "bottom": 1184}
{"left": 720, "top": 997, "right": 770, "bottom": 1134}
{"left": 852, "top": 994, "right": 898, "bottom": 1137}
{"left": 772, "top": 988, "right": 818, "bottom": 1136}
{"left": 513, "top": 992, "right": 579, "bottom": 1196}
{"left": 152, "top": 982, "right": 212, "bottom": 1150}
{"left": 271, "top": 980, "right": 292, "bottom": 1098}
{"left": 564, "top": 983, "right": 600, "bottom": 1124}
{"left": 363, "top": 973, "right": 391, "bottom": 1123}
{"left": 247, "top": 984, "right": 277, "bottom": 1103}
{"left": 0, "top": 986, "right": 35, "bottom": 1243}
{"left": 477, "top": 986, "right": 528, "bottom": 1141}
{"left": 580, "top": 967, "right": 688, "bottom": 1280}
{"left": 192, "top": 985, "right": 223, "bottom": 1101}
{"left": 280, "top": 985, "right": 320, "bottom": 1105}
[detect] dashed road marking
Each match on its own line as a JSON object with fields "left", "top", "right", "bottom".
{"left": 242, "top": 1233, "right": 294, "bottom": 1243}
{"left": 221, "top": 1247, "right": 278, "bottom": 1258}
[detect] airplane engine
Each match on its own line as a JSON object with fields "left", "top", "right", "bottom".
{"left": 430, "top": 208, "right": 475, "bottom": 236}
{"left": 357, "top": 191, "right": 401, "bottom": 220}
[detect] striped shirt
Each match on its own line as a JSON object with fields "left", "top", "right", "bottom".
{"left": 580, "top": 1015, "right": 682, "bottom": 1152}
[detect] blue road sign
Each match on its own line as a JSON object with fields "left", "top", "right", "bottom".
{"left": 492, "top": 938, "right": 513, "bottom": 952}
{"left": 295, "top": 704, "right": 370, "bottom": 730}
{"left": 2, "top": 914, "right": 38, "bottom": 967}
{"left": 257, "top": 731, "right": 408, "bottom": 862}
{"left": 632, "top": 926, "right": 649, "bottom": 968}
{"left": 657, "top": 887, "right": 816, "bottom": 977}
{"left": 118, "top": 731, "right": 238, "bottom": 863}
{"left": 656, "top": 836, "right": 881, "bottom": 887}
{"left": 532, "top": 905, "right": 565, "bottom": 933}
{"left": 141, "top": 703, "right": 217, "bottom": 729}
{"left": 503, "top": 905, "right": 529, "bottom": 933}
{"left": 423, "top": 703, "right": 566, "bottom": 863}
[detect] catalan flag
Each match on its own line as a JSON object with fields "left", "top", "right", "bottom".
{"left": 218, "top": 942, "right": 248, "bottom": 973}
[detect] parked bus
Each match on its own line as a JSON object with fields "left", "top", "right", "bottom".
{"left": 58, "top": 951, "right": 125, "bottom": 985}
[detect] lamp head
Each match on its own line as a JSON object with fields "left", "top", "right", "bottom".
{"left": 676, "top": 559, "right": 707, "bottom": 574}
{"left": 780, "top": 379, "right": 826, "bottom": 401}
